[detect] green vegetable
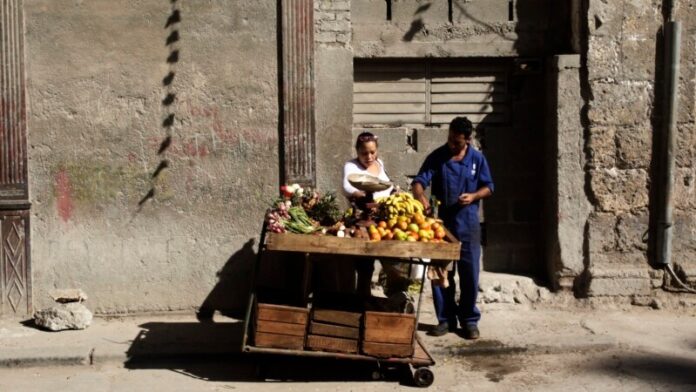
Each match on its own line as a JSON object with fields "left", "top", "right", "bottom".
{"left": 307, "top": 192, "right": 342, "bottom": 226}
{"left": 283, "top": 206, "right": 320, "bottom": 234}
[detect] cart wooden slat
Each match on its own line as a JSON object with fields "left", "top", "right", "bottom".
{"left": 265, "top": 231, "right": 460, "bottom": 260}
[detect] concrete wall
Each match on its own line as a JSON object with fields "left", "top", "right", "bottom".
{"left": 545, "top": 55, "right": 592, "bottom": 292}
{"left": 25, "top": 1, "right": 279, "bottom": 313}
{"left": 582, "top": 0, "right": 696, "bottom": 296}
{"left": 351, "top": 0, "right": 563, "bottom": 58}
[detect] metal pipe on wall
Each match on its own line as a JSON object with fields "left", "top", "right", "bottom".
{"left": 654, "top": 20, "right": 681, "bottom": 266}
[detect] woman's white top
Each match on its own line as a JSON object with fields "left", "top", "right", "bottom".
{"left": 342, "top": 158, "right": 393, "bottom": 199}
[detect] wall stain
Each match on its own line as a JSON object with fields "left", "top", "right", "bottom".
{"left": 55, "top": 168, "right": 74, "bottom": 222}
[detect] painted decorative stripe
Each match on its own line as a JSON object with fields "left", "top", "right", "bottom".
{"left": 281, "top": 0, "right": 315, "bottom": 186}
{"left": 0, "top": 0, "right": 27, "bottom": 198}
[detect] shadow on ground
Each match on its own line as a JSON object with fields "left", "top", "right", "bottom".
{"left": 123, "top": 321, "right": 411, "bottom": 385}
{"left": 585, "top": 351, "right": 696, "bottom": 387}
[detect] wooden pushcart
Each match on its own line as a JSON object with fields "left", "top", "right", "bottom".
{"left": 241, "top": 223, "right": 461, "bottom": 387}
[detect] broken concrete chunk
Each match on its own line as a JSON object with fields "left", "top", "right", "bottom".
{"left": 33, "top": 303, "right": 93, "bottom": 331}
{"left": 49, "top": 289, "right": 88, "bottom": 303}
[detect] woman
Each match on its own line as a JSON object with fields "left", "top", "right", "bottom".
{"left": 340, "top": 132, "right": 411, "bottom": 300}
{"left": 342, "top": 132, "right": 393, "bottom": 203}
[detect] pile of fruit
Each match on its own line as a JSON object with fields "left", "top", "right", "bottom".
{"left": 265, "top": 186, "right": 449, "bottom": 243}
{"left": 367, "top": 213, "right": 447, "bottom": 243}
{"left": 375, "top": 192, "right": 425, "bottom": 220}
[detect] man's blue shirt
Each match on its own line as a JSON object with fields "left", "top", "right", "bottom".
{"left": 411, "top": 143, "right": 494, "bottom": 242}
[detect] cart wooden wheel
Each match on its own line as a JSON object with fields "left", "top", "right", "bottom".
{"left": 413, "top": 367, "right": 434, "bottom": 388}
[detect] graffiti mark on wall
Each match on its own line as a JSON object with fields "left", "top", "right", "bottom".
{"left": 145, "top": 100, "right": 277, "bottom": 159}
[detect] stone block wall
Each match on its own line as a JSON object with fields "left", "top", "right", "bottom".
{"left": 584, "top": 0, "right": 696, "bottom": 296}
{"left": 315, "top": 0, "right": 351, "bottom": 47}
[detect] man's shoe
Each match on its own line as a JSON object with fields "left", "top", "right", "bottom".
{"left": 427, "top": 322, "right": 450, "bottom": 337}
{"left": 463, "top": 324, "right": 480, "bottom": 340}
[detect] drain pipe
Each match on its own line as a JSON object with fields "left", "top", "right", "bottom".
{"left": 655, "top": 16, "right": 680, "bottom": 268}
{"left": 655, "top": 9, "right": 695, "bottom": 292}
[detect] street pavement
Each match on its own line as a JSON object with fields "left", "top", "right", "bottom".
{"left": 1, "top": 282, "right": 695, "bottom": 390}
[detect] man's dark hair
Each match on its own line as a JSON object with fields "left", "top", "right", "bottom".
{"left": 449, "top": 116, "right": 474, "bottom": 139}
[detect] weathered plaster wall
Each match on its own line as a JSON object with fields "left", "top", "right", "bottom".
{"left": 25, "top": 1, "right": 279, "bottom": 313}
{"left": 584, "top": 0, "right": 696, "bottom": 295}
{"left": 314, "top": 0, "right": 354, "bottom": 198}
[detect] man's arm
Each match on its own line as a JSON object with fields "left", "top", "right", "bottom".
{"left": 458, "top": 154, "right": 494, "bottom": 205}
{"left": 411, "top": 152, "right": 437, "bottom": 212}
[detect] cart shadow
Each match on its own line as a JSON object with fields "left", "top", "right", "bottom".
{"left": 123, "top": 321, "right": 411, "bottom": 384}
{"left": 196, "top": 239, "right": 257, "bottom": 321}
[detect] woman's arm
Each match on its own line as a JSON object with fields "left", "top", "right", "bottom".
{"left": 343, "top": 161, "right": 366, "bottom": 198}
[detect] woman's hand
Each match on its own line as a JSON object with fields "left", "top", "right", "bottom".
{"left": 352, "top": 190, "right": 367, "bottom": 199}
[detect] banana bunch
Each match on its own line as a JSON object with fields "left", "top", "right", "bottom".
{"left": 376, "top": 192, "right": 424, "bottom": 220}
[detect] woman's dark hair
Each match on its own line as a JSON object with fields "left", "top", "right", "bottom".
{"left": 355, "top": 132, "right": 379, "bottom": 149}
{"left": 449, "top": 116, "right": 474, "bottom": 139}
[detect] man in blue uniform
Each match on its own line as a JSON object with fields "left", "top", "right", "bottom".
{"left": 411, "top": 117, "right": 494, "bottom": 339}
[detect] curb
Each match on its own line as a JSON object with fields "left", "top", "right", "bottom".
{"left": 0, "top": 347, "right": 92, "bottom": 368}
{"left": 1, "top": 339, "right": 618, "bottom": 368}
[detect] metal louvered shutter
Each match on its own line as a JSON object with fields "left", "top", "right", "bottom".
{"left": 353, "top": 60, "right": 510, "bottom": 128}
{"left": 353, "top": 62, "right": 427, "bottom": 125}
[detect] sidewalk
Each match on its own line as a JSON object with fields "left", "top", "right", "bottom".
{"left": 2, "top": 301, "right": 694, "bottom": 368}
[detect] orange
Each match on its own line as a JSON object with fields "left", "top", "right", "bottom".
{"left": 384, "top": 232, "right": 394, "bottom": 240}
{"left": 408, "top": 232, "right": 419, "bottom": 241}
{"left": 370, "top": 232, "right": 381, "bottom": 241}
{"left": 419, "top": 222, "right": 431, "bottom": 231}
{"left": 378, "top": 221, "right": 388, "bottom": 229}
{"left": 398, "top": 221, "right": 409, "bottom": 231}
{"left": 435, "top": 228, "right": 446, "bottom": 239}
{"left": 432, "top": 222, "right": 441, "bottom": 231}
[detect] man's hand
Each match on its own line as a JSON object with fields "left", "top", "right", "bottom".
{"left": 458, "top": 187, "right": 492, "bottom": 206}
{"left": 411, "top": 182, "right": 431, "bottom": 214}
{"left": 458, "top": 193, "right": 476, "bottom": 205}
